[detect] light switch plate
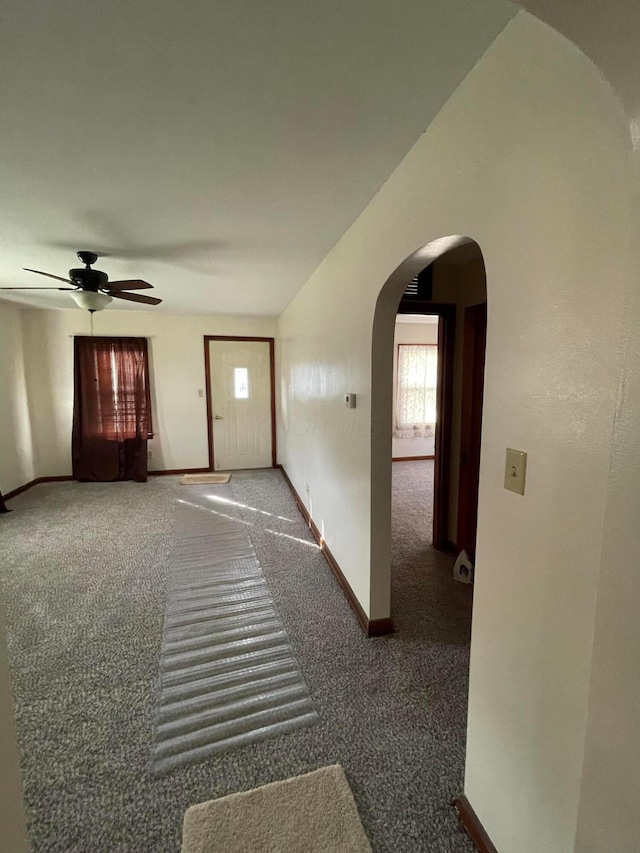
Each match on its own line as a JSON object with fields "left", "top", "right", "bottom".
{"left": 504, "top": 448, "right": 527, "bottom": 495}
{"left": 344, "top": 393, "right": 356, "bottom": 409}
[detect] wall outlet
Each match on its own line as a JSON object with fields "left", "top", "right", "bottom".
{"left": 344, "top": 393, "right": 356, "bottom": 409}
{"left": 198, "top": 389, "right": 204, "bottom": 398}
{"left": 147, "top": 450, "right": 152, "bottom": 458}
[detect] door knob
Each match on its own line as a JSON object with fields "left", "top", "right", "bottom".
{"left": 214, "top": 415, "right": 223, "bottom": 420}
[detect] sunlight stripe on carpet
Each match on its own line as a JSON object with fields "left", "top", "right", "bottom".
{"left": 151, "top": 485, "right": 317, "bottom": 775}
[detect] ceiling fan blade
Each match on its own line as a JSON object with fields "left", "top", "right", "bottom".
{"left": 0, "top": 286, "right": 77, "bottom": 291}
{"left": 105, "top": 279, "right": 154, "bottom": 291}
{"left": 23, "top": 268, "right": 73, "bottom": 284}
{"left": 111, "top": 291, "right": 162, "bottom": 306}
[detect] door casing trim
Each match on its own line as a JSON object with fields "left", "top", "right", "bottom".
{"left": 203, "top": 336, "right": 277, "bottom": 471}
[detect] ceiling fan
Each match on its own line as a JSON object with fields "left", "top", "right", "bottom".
{"left": 0, "top": 251, "right": 162, "bottom": 312}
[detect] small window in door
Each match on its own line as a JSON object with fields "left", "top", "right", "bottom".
{"left": 234, "top": 367, "right": 249, "bottom": 399}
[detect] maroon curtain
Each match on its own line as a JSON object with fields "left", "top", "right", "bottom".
{"left": 72, "top": 336, "right": 153, "bottom": 482}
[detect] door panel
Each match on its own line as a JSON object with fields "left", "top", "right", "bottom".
{"left": 208, "top": 340, "right": 272, "bottom": 470}
{"left": 456, "top": 303, "right": 487, "bottom": 561}
{"left": 432, "top": 307, "right": 456, "bottom": 551}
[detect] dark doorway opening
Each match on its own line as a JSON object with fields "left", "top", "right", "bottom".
{"left": 457, "top": 303, "right": 487, "bottom": 562}
{"left": 394, "top": 249, "right": 487, "bottom": 566}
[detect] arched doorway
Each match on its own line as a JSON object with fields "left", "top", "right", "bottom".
{"left": 370, "top": 236, "right": 487, "bottom": 621}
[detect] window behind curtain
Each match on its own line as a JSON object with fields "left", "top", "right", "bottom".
{"left": 396, "top": 344, "right": 438, "bottom": 428}
{"left": 72, "top": 336, "right": 152, "bottom": 482}
{"left": 77, "top": 337, "right": 152, "bottom": 440}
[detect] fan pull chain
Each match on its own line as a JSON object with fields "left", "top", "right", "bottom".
{"left": 90, "top": 310, "right": 94, "bottom": 336}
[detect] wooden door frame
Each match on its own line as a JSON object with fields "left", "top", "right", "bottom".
{"left": 203, "top": 335, "right": 277, "bottom": 471}
{"left": 396, "top": 301, "right": 456, "bottom": 551}
{"left": 456, "top": 303, "right": 487, "bottom": 561}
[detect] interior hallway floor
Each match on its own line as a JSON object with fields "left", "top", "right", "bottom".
{"left": 2, "top": 461, "right": 474, "bottom": 852}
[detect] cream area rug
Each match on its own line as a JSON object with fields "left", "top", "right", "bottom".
{"left": 181, "top": 765, "right": 372, "bottom": 853}
{"left": 180, "top": 473, "right": 231, "bottom": 485}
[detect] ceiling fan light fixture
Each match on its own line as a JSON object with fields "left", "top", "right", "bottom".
{"left": 7, "top": 252, "right": 161, "bottom": 307}
{"left": 70, "top": 290, "right": 113, "bottom": 312}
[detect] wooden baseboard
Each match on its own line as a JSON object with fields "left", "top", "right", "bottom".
{"left": 453, "top": 794, "right": 498, "bottom": 853}
{"left": 279, "top": 466, "right": 394, "bottom": 638}
{"left": 148, "top": 467, "right": 211, "bottom": 476}
{"left": 152, "top": 465, "right": 282, "bottom": 476}
{"left": 3, "top": 475, "right": 74, "bottom": 502}
{"left": 3, "top": 479, "right": 40, "bottom": 502}
{"left": 4, "top": 467, "right": 212, "bottom": 500}
{"left": 367, "top": 616, "right": 395, "bottom": 636}
{"left": 392, "top": 455, "right": 435, "bottom": 462}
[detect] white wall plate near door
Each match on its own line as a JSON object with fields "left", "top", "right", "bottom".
{"left": 504, "top": 448, "right": 527, "bottom": 495}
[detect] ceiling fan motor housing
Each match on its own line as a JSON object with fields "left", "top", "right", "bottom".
{"left": 69, "top": 267, "right": 108, "bottom": 291}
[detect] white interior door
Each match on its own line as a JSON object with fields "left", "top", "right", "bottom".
{"left": 208, "top": 339, "right": 273, "bottom": 470}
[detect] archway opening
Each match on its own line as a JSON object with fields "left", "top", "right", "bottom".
{"left": 370, "top": 236, "right": 487, "bottom": 623}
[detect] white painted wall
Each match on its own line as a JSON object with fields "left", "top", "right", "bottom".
{"left": 392, "top": 319, "right": 438, "bottom": 459}
{"left": 0, "top": 303, "right": 31, "bottom": 847}
{"left": 20, "top": 309, "right": 277, "bottom": 477}
{"left": 277, "top": 13, "right": 633, "bottom": 853}
{"left": 572, "top": 146, "right": 640, "bottom": 853}
{"left": 0, "top": 302, "right": 35, "bottom": 494}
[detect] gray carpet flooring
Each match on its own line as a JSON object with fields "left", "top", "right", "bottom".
{"left": 1, "top": 460, "right": 474, "bottom": 852}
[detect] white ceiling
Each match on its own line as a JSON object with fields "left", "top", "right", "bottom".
{"left": 0, "top": 0, "right": 516, "bottom": 315}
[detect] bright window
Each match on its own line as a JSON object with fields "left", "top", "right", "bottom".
{"left": 234, "top": 367, "right": 249, "bottom": 399}
{"left": 396, "top": 344, "right": 437, "bottom": 427}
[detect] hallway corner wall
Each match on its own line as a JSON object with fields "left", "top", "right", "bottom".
{"left": 277, "top": 13, "right": 633, "bottom": 852}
